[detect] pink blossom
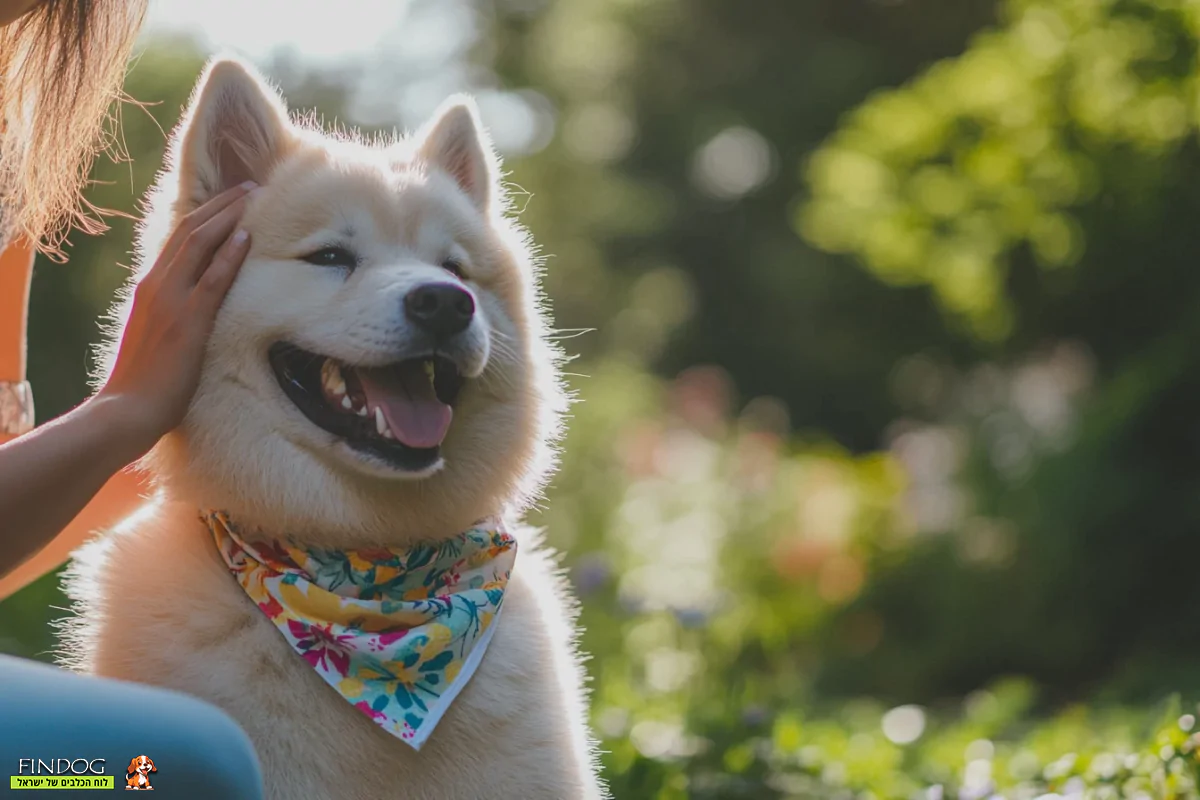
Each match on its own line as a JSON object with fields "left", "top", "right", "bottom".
{"left": 287, "top": 620, "right": 353, "bottom": 676}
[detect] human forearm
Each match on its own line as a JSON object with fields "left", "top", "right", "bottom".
{"left": 0, "top": 182, "right": 252, "bottom": 590}
{"left": 0, "top": 467, "right": 148, "bottom": 600}
{"left": 0, "top": 394, "right": 154, "bottom": 578}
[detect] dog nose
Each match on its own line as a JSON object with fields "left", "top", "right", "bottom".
{"left": 404, "top": 282, "right": 475, "bottom": 339}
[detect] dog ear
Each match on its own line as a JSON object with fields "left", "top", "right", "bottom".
{"left": 148, "top": 759, "right": 157, "bottom": 773}
{"left": 176, "top": 56, "right": 290, "bottom": 208}
{"left": 125, "top": 759, "right": 138, "bottom": 776}
{"left": 416, "top": 96, "right": 499, "bottom": 214}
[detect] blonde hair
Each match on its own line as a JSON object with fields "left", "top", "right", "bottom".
{"left": 0, "top": 0, "right": 148, "bottom": 259}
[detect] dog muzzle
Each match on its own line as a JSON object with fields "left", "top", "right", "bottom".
{"left": 203, "top": 510, "right": 516, "bottom": 750}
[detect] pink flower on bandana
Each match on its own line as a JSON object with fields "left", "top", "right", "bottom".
{"left": 369, "top": 629, "right": 410, "bottom": 653}
{"left": 358, "top": 547, "right": 394, "bottom": 562}
{"left": 355, "top": 700, "right": 388, "bottom": 722}
{"left": 258, "top": 596, "right": 284, "bottom": 620}
{"left": 257, "top": 539, "right": 302, "bottom": 571}
{"left": 288, "top": 620, "right": 353, "bottom": 676}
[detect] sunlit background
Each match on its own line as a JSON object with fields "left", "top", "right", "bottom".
{"left": 7, "top": 0, "right": 1200, "bottom": 796}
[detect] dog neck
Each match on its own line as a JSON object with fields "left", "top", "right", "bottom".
{"left": 149, "top": 434, "right": 517, "bottom": 550}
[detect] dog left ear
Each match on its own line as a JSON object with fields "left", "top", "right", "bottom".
{"left": 176, "top": 56, "right": 292, "bottom": 208}
{"left": 416, "top": 96, "right": 499, "bottom": 214}
{"left": 149, "top": 762, "right": 157, "bottom": 773}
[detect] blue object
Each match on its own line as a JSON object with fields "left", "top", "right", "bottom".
{"left": 0, "top": 655, "right": 263, "bottom": 798}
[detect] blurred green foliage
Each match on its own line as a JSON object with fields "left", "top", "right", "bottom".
{"left": 801, "top": 0, "right": 1200, "bottom": 339}
{"left": 8, "top": 0, "right": 1200, "bottom": 794}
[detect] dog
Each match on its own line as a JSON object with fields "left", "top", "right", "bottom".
{"left": 61, "top": 56, "right": 605, "bottom": 799}
{"left": 125, "top": 756, "right": 155, "bottom": 791}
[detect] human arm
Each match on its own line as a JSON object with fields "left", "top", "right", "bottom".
{"left": 0, "top": 182, "right": 256, "bottom": 589}
{"left": 0, "top": 238, "right": 152, "bottom": 601}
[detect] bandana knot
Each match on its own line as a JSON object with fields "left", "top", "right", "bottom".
{"left": 203, "top": 510, "right": 516, "bottom": 750}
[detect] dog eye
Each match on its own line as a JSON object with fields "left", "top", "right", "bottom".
{"left": 441, "top": 258, "right": 465, "bottom": 279}
{"left": 302, "top": 246, "right": 359, "bottom": 269}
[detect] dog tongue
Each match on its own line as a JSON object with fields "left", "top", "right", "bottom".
{"left": 356, "top": 362, "right": 452, "bottom": 449}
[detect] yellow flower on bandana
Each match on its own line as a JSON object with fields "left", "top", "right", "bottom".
{"left": 423, "top": 623, "right": 452, "bottom": 653}
{"left": 345, "top": 551, "right": 374, "bottom": 573}
{"left": 204, "top": 511, "right": 516, "bottom": 751}
{"left": 372, "top": 564, "right": 401, "bottom": 585}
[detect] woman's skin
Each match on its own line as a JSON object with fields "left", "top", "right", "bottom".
{"left": 0, "top": 181, "right": 257, "bottom": 585}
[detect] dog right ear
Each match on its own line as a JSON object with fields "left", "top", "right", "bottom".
{"left": 416, "top": 97, "right": 499, "bottom": 214}
{"left": 125, "top": 759, "right": 138, "bottom": 776}
{"left": 175, "top": 56, "right": 291, "bottom": 209}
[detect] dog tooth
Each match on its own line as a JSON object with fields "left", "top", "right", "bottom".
{"left": 356, "top": 404, "right": 369, "bottom": 418}
{"left": 321, "top": 359, "right": 345, "bottom": 397}
{"left": 423, "top": 359, "right": 436, "bottom": 385}
{"left": 341, "top": 395, "right": 353, "bottom": 410}
{"left": 374, "top": 406, "right": 388, "bottom": 436}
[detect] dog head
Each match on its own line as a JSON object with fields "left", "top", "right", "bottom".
{"left": 126, "top": 756, "right": 155, "bottom": 776}
{"left": 98, "top": 57, "right": 567, "bottom": 547}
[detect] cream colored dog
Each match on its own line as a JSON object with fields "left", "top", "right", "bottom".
{"left": 60, "top": 57, "right": 605, "bottom": 800}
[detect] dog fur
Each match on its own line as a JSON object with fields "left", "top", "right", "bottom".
{"left": 59, "top": 57, "right": 605, "bottom": 800}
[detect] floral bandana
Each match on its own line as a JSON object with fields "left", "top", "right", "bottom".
{"left": 202, "top": 510, "right": 516, "bottom": 750}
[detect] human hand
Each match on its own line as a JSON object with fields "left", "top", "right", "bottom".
{"left": 98, "top": 181, "right": 257, "bottom": 453}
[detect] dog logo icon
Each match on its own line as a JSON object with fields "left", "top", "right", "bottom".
{"left": 125, "top": 755, "right": 156, "bottom": 790}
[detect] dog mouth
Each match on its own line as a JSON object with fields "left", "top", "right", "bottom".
{"left": 268, "top": 342, "right": 465, "bottom": 471}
